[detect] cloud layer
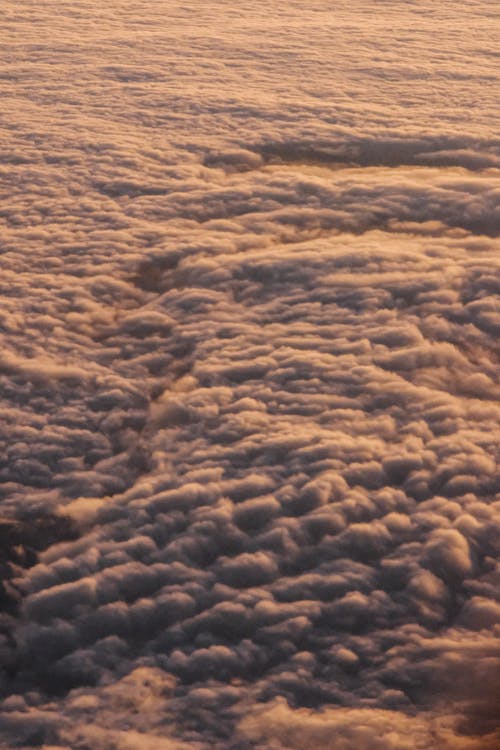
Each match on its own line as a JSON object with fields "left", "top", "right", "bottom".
{"left": 1, "top": 1, "right": 499, "bottom": 748}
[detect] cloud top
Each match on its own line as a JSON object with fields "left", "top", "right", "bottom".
{"left": 1, "top": 1, "right": 499, "bottom": 748}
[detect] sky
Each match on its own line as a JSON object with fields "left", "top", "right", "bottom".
{"left": 0, "top": 1, "right": 499, "bottom": 748}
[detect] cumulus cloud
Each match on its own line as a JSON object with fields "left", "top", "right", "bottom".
{"left": 237, "top": 699, "right": 500, "bottom": 750}
{"left": 1, "top": 0, "right": 499, "bottom": 748}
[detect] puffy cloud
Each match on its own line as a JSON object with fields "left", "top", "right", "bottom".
{"left": 0, "top": 668, "right": 198, "bottom": 749}
{"left": 237, "top": 699, "right": 500, "bottom": 750}
{"left": 1, "top": 0, "right": 500, "bottom": 748}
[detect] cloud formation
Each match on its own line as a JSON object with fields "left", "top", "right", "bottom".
{"left": 1, "top": 0, "right": 499, "bottom": 748}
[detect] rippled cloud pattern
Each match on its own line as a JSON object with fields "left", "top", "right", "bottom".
{"left": 1, "top": 1, "right": 499, "bottom": 748}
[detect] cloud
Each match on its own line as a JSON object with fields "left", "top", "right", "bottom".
{"left": 1, "top": 0, "right": 500, "bottom": 748}
{"left": 237, "top": 699, "right": 500, "bottom": 750}
{"left": 0, "top": 668, "right": 199, "bottom": 749}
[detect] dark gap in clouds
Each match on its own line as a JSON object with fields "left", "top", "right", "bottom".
{"left": 256, "top": 137, "right": 500, "bottom": 171}
{"left": 0, "top": 512, "right": 78, "bottom": 692}
{"left": 93, "top": 180, "right": 172, "bottom": 199}
{"left": 131, "top": 254, "right": 182, "bottom": 294}
{"left": 204, "top": 136, "right": 500, "bottom": 173}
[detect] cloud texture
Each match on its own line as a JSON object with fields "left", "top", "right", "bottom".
{"left": 1, "top": 1, "right": 499, "bottom": 748}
